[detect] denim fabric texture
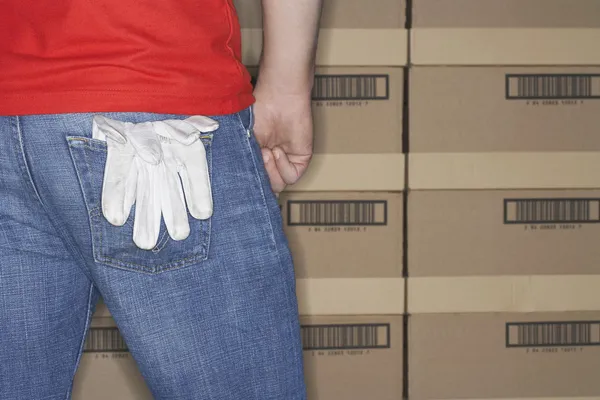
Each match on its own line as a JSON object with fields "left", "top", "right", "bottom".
{"left": 0, "top": 106, "right": 306, "bottom": 399}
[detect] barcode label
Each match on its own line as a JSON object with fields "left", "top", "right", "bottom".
{"left": 83, "top": 327, "right": 129, "bottom": 353}
{"left": 504, "top": 198, "right": 600, "bottom": 224}
{"left": 507, "top": 321, "right": 600, "bottom": 347}
{"left": 506, "top": 74, "right": 600, "bottom": 99}
{"left": 301, "top": 323, "right": 390, "bottom": 350}
{"left": 82, "top": 324, "right": 392, "bottom": 353}
{"left": 312, "top": 74, "right": 389, "bottom": 100}
{"left": 287, "top": 200, "right": 387, "bottom": 226}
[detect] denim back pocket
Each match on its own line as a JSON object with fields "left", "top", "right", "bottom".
{"left": 66, "top": 135, "right": 213, "bottom": 274}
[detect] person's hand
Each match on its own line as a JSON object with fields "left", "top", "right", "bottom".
{"left": 252, "top": 84, "right": 314, "bottom": 193}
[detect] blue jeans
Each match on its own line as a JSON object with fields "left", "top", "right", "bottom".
{"left": 0, "top": 107, "right": 306, "bottom": 399}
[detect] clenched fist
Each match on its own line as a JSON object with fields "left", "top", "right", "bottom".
{"left": 252, "top": 85, "right": 314, "bottom": 194}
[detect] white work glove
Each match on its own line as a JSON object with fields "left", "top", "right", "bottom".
{"left": 92, "top": 115, "right": 219, "bottom": 250}
{"left": 153, "top": 117, "right": 216, "bottom": 237}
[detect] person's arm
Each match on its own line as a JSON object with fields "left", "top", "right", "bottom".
{"left": 258, "top": 0, "right": 324, "bottom": 94}
{"left": 252, "top": 1, "right": 324, "bottom": 193}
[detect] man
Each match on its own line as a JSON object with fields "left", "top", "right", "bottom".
{"left": 0, "top": 1, "right": 323, "bottom": 399}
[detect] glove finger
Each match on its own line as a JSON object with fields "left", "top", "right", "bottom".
{"left": 153, "top": 117, "right": 219, "bottom": 146}
{"left": 153, "top": 120, "right": 197, "bottom": 146}
{"left": 92, "top": 115, "right": 127, "bottom": 144}
{"left": 132, "top": 161, "right": 161, "bottom": 250}
{"left": 178, "top": 141, "right": 213, "bottom": 220}
{"left": 183, "top": 116, "right": 219, "bottom": 133}
{"left": 159, "top": 160, "right": 190, "bottom": 241}
{"left": 127, "top": 122, "right": 163, "bottom": 165}
{"left": 123, "top": 159, "right": 138, "bottom": 214}
{"left": 102, "top": 142, "right": 135, "bottom": 226}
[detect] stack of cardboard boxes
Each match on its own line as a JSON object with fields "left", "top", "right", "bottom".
{"left": 72, "top": 1, "right": 408, "bottom": 399}
{"left": 408, "top": 0, "right": 600, "bottom": 399}
{"left": 243, "top": 0, "right": 407, "bottom": 398}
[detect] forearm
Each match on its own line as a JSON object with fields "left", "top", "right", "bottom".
{"left": 258, "top": 0, "right": 324, "bottom": 93}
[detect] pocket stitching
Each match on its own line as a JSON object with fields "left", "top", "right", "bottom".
{"left": 67, "top": 139, "right": 104, "bottom": 269}
{"left": 66, "top": 135, "right": 213, "bottom": 274}
{"left": 235, "top": 107, "right": 254, "bottom": 137}
{"left": 243, "top": 134, "right": 277, "bottom": 249}
{"left": 199, "top": 136, "right": 213, "bottom": 258}
{"left": 235, "top": 107, "right": 276, "bottom": 249}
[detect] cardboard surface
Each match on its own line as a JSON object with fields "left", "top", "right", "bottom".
{"left": 409, "top": 66, "right": 600, "bottom": 189}
{"left": 236, "top": 0, "right": 407, "bottom": 66}
{"left": 411, "top": 0, "right": 600, "bottom": 65}
{"left": 408, "top": 189, "right": 600, "bottom": 278}
{"left": 410, "top": 67, "right": 600, "bottom": 153}
{"left": 291, "top": 153, "right": 405, "bottom": 192}
{"left": 247, "top": 66, "right": 405, "bottom": 191}
{"left": 409, "top": 312, "right": 600, "bottom": 400}
{"left": 310, "top": 67, "right": 404, "bottom": 155}
{"left": 413, "top": 0, "right": 600, "bottom": 28}
{"left": 281, "top": 191, "right": 404, "bottom": 315}
{"left": 302, "top": 314, "right": 404, "bottom": 400}
{"left": 237, "top": 0, "right": 405, "bottom": 29}
{"left": 408, "top": 274, "right": 600, "bottom": 314}
{"left": 407, "top": 189, "right": 600, "bottom": 314}
{"left": 408, "top": 152, "right": 600, "bottom": 190}
{"left": 74, "top": 309, "right": 404, "bottom": 400}
{"left": 281, "top": 192, "right": 403, "bottom": 279}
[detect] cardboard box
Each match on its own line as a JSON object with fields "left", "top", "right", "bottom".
{"left": 411, "top": 0, "right": 600, "bottom": 65}
{"left": 75, "top": 306, "right": 404, "bottom": 400}
{"left": 280, "top": 191, "right": 405, "bottom": 316}
{"left": 409, "top": 189, "right": 600, "bottom": 277}
{"left": 302, "top": 314, "right": 404, "bottom": 400}
{"left": 409, "top": 66, "right": 600, "bottom": 189}
{"left": 235, "top": 0, "right": 407, "bottom": 66}
{"left": 407, "top": 189, "right": 600, "bottom": 314}
{"left": 308, "top": 67, "right": 404, "bottom": 156}
{"left": 246, "top": 66, "right": 405, "bottom": 192}
{"left": 410, "top": 66, "right": 600, "bottom": 153}
{"left": 409, "top": 311, "right": 600, "bottom": 400}
{"left": 72, "top": 315, "right": 152, "bottom": 400}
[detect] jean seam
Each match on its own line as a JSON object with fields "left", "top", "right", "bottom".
{"left": 15, "top": 116, "right": 45, "bottom": 206}
{"left": 244, "top": 135, "right": 277, "bottom": 249}
{"left": 67, "top": 141, "right": 103, "bottom": 274}
{"left": 271, "top": 245, "right": 306, "bottom": 398}
{"left": 236, "top": 108, "right": 277, "bottom": 248}
{"left": 235, "top": 107, "right": 252, "bottom": 136}
{"left": 15, "top": 120, "right": 94, "bottom": 281}
{"left": 94, "top": 233, "right": 209, "bottom": 273}
{"left": 64, "top": 282, "right": 96, "bottom": 400}
{"left": 151, "top": 227, "right": 171, "bottom": 252}
{"left": 202, "top": 137, "right": 213, "bottom": 260}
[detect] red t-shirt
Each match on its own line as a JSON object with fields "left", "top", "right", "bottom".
{"left": 0, "top": 0, "right": 255, "bottom": 116}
